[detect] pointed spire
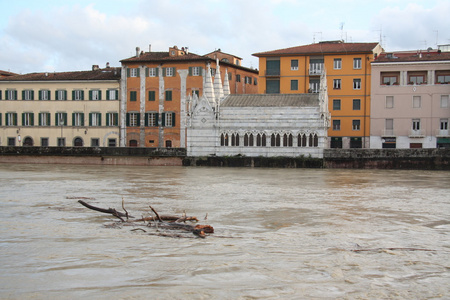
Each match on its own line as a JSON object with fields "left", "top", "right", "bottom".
{"left": 204, "top": 63, "right": 215, "bottom": 106}
{"left": 214, "top": 58, "right": 224, "bottom": 101}
{"left": 223, "top": 68, "right": 230, "bottom": 96}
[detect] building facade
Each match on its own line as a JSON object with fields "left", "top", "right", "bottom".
{"left": 253, "top": 41, "right": 383, "bottom": 149}
{"left": 119, "top": 45, "right": 259, "bottom": 148}
{"left": 370, "top": 49, "right": 450, "bottom": 149}
{"left": 0, "top": 66, "right": 121, "bottom": 147}
{"left": 187, "top": 69, "right": 330, "bottom": 158}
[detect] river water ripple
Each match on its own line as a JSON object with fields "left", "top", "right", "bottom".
{"left": 0, "top": 164, "right": 449, "bottom": 299}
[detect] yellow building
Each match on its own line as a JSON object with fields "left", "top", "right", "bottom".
{"left": 0, "top": 66, "right": 121, "bottom": 147}
{"left": 253, "top": 41, "right": 383, "bottom": 148}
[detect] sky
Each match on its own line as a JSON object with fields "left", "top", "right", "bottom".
{"left": 1, "top": 0, "right": 449, "bottom": 74}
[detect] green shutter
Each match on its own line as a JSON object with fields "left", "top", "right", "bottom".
{"left": 127, "top": 68, "right": 130, "bottom": 77}
{"left": 155, "top": 68, "right": 159, "bottom": 77}
{"left": 162, "top": 68, "right": 166, "bottom": 77}
{"left": 161, "top": 113, "right": 166, "bottom": 127}
{"left": 39, "top": 90, "right": 42, "bottom": 100}
{"left": 30, "top": 113, "right": 34, "bottom": 126}
{"left": 22, "top": 90, "right": 25, "bottom": 100}
{"left": 72, "top": 90, "right": 75, "bottom": 100}
{"left": 55, "top": 91, "right": 58, "bottom": 100}
{"left": 137, "top": 68, "right": 140, "bottom": 77}
{"left": 47, "top": 113, "right": 51, "bottom": 126}
{"left": 0, "top": 113, "right": 2, "bottom": 126}
{"left": 113, "top": 113, "right": 118, "bottom": 126}
{"left": 81, "top": 90, "right": 84, "bottom": 100}
{"left": 89, "top": 90, "right": 92, "bottom": 100}
{"left": 137, "top": 113, "right": 140, "bottom": 126}
{"left": 31, "top": 90, "right": 34, "bottom": 100}
{"left": 39, "top": 113, "right": 42, "bottom": 125}
{"left": 172, "top": 67, "right": 176, "bottom": 77}
{"left": 145, "top": 113, "right": 149, "bottom": 126}
{"left": 13, "top": 113, "right": 17, "bottom": 125}
{"left": 145, "top": 68, "right": 149, "bottom": 77}
{"left": 189, "top": 67, "right": 192, "bottom": 76}
{"left": 72, "top": 113, "right": 75, "bottom": 126}
{"left": 64, "top": 90, "right": 67, "bottom": 100}
{"left": 106, "top": 90, "right": 110, "bottom": 100}
{"left": 126, "top": 113, "right": 130, "bottom": 126}
{"left": 0, "top": 90, "right": 2, "bottom": 100}
{"left": 98, "top": 113, "right": 101, "bottom": 126}
{"left": 89, "top": 113, "right": 92, "bottom": 126}
{"left": 81, "top": 113, "right": 85, "bottom": 126}
{"left": 22, "top": 113, "right": 25, "bottom": 125}
{"left": 98, "top": 91, "right": 102, "bottom": 100}
{"left": 172, "top": 112, "right": 176, "bottom": 127}
{"left": 106, "top": 113, "right": 110, "bottom": 126}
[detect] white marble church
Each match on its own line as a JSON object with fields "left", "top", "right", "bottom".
{"left": 186, "top": 61, "right": 331, "bottom": 158}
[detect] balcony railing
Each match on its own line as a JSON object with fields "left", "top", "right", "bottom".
{"left": 436, "top": 129, "right": 450, "bottom": 137}
{"left": 265, "top": 69, "right": 280, "bottom": 76}
{"left": 409, "top": 129, "right": 425, "bottom": 138}
{"left": 309, "top": 63, "right": 324, "bottom": 75}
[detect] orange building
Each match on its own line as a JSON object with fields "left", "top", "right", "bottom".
{"left": 253, "top": 41, "right": 383, "bottom": 148}
{"left": 120, "top": 46, "right": 258, "bottom": 148}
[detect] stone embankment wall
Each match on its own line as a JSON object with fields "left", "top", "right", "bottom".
{"left": 0, "top": 147, "right": 449, "bottom": 170}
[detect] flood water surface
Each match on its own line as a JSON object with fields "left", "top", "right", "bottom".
{"left": 0, "top": 164, "right": 449, "bottom": 299}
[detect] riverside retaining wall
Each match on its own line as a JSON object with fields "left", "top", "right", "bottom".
{"left": 0, "top": 147, "right": 449, "bottom": 170}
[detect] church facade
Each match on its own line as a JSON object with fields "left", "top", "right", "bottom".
{"left": 186, "top": 63, "right": 330, "bottom": 158}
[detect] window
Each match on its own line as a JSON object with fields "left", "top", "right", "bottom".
{"left": 147, "top": 67, "right": 158, "bottom": 77}
{"left": 382, "top": 76, "right": 398, "bottom": 85}
{"left": 55, "top": 113, "right": 67, "bottom": 126}
{"left": 127, "top": 112, "right": 139, "bottom": 127}
{"left": 291, "top": 59, "right": 298, "bottom": 70}
{"left": 236, "top": 74, "right": 241, "bottom": 82}
{"left": 148, "top": 91, "right": 156, "bottom": 101}
{"left": 334, "top": 58, "right": 342, "bottom": 70}
{"left": 353, "top": 99, "right": 361, "bottom": 110}
{"left": 8, "top": 137, "right": 16, "bottom": 146}
{"left": 271, "top": 133, "right": 281, "bottom": 147}
{"left": 210, "top": 68, "right": 216, "bottom": 77}
{"left": 412, "top": 119, "right": 421, "bottom": 131}
{"left": 192, "top": 90, "right": 200, "bottom": 97}
{"left": 6, "top": 90, "right": 17, "bottom": 100}
{"left": 6, "top": 112, "right": 17, "bottom": 126}
{"left": 353, "top": 79, "right": 361, "bottom": 90}
{"left": 440, "top": 119, "right": 448, "bottom": 130}
{"left": 73, "top": 90, "right": 84, "bottom": 100}
{"left": 298, "top": 134, "right": 307, "bottom": 147}
{"left": 106, "top": 112, "right": 119, "bottom": 126}
{"left": 56, "top": 90, "right": 67, "bottom": 100}
{"left": 163, "top": 112, "right": 175, "bottom": 127}
{"left": 409, "top": 75, "right": 425, "bottom": 85}
{"left": 57, "top": 138, "right": 66, "bottom": 147}
{"left": 107, "top": 89, "right": 118, "bottom": 100}
{"left": 291, "top": 80, "right": 298, "bottom": 91}
{"left": 441, "top": 95, "right": 449, "bottom": 108}
{"left": 165, "top": 90, "right": 172, "bottom": 101}
{"left": 39, "top": 90, "right": 50, "bottom": 100}
{"left": 189, "top": 66, "right": 201, "bottom": 76}
{"left": 22, "top": 113, "right": 34, "bottom": 126}
{"left": 254, "top": 78, "right": 258, "bottom": 85}
{"left": 91, "top": 138, "right": 100, "bottom": 147}
{"left": 164, "top": 67, "right": 175, "bottom": 77}
{"left": 72, "top": 113, "right": 84, "bottom": 126}
{"left": 74, "top": 137, "right": 83, "bottom": 147}
{"left": 353, "top": 58, "right": 362, "bottom": 69}
{"left": 333, "top": 120, "right": 341, "bottom": 130}
{"left": 39, "top": 112, "right": 50, "bottom": 126}
{"left": 89, "top": 113, "right": 101, "bottom": 126}
{"left": 245, "top": 77, "right": 252, "bottom": 84}
{"left": 130, "top": 91, "right": 137, "bottom": 101}
{"left": 333, "top": 99, "right": 341, "bottom": 110}
{"left": 386, "top": 96, "right": 394, "bottom": 108}
{"left": 22, "top": 90, "right": 34, "bottom": 100}
{"left": 90, "top": 90, "right": 101, "bottom": 100}
{"left": 108, "top": 139, "right": 117, "bottom": 147}
{"left": 129, "top": 68, "right": 139, "bottom": 77}
{"left": 283, "top": 133, "right": 293, "bottom": 147}
{"left": 437, "top": 74, "right": 450, "bottom": 84}
{"left": 309, "top": 79, "right": 319, "bottom": 93}
{"left": 352, "top": 120, "right": 361, "bottom": 130}
{"left": 145, "top": 112, "right": 158, "bottom": 127}
{"left": 413, "top": 96, "right": 421, "bottom": 108}
{"left": 385, "top": 119, "right": 394, "bottom": 135}
{"left": 333, "top": 79, "right": 341, "bottom": 89}
{"left": 41, "top": 138, "right": 49, "bottom": 147}
{"left": 266, "top": 79, "right": 280, "bottom": 93}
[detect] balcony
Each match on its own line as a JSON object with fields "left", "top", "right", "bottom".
{"left": 309, "top": 63, "right": 324, "bottom": 75}
{"left": 265, "top": 69, "right": 280, "bottom": 76}
{"left": 382, "top": 129, "right": 395, "bottom": 137}
{"left": 436, "top": 129, "right": 450, "bottom": 137}
{"left": 409, "top": 129, "right": 425, "bottom": 138}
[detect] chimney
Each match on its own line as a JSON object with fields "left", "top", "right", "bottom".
{"left": 92, "top": 65, "right": 99, "bottom": 71}
{"left": 136, "top": 47, "right": 140, "bottom": 57}
{"left": 106, "top": 62, "right": 110, "bottom": 68}
{"left": 149, "top": 44, "right": 152, "bottom": 52}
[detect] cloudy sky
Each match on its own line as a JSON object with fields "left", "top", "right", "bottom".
{"left": 1, "top": 0, "right": 449, "bottom": 74}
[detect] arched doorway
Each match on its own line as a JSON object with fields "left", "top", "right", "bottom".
{"left": 74, "top": 137, "right": 83, "bottom": 147}
{"left": 23, "top": 137, "right": 33, "bottom": 146}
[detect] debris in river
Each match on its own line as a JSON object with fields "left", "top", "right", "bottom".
{"left": 78, "top": 200, "right": 213, "bottom": 238}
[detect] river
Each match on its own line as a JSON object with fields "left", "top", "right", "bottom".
{"left": 0, "top": 164, "right": 449, "bottom": 299}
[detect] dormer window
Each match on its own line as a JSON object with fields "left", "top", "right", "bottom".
{"left": 171, "top": 50, "right": 175, "bottom": 56}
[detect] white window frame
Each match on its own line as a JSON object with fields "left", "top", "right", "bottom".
{"left": 291, "top": 59, "right": 299, "bottom": 71}
{"left": 148, "top": 68, "right": 156, "bottom": 77}
{"left": 108, "top": 89, "right": 117, "bottom": 100}
{"left": 334, "top": 58, "right": 342, "bottom": 70}
{"left": 74, "top": 90, "right": 83, "bottom": 100}
{"left": 412, "top": 119, "right": 421, "bottom": 131}
{"left": 57, "top": 90, "right": 66, "bottom": 101}
{"left": 74, "top": 113, "right": 83, "bottom": 126}
{"left": 148, "top": 112, "right": 157, "bottom": 127}
{"left": 440, "top": 119, "right": 448, "bottom": 130}
{"left": 107, "top": 113, "right": 118, "bottom": 126}
{"left": 165, "top": 112, "right": 173, "bottom": 127}
{"left": 353, "top": 58, "right": 362, "bottom": 69}
{"left": 130, "top": 113, "right": 138, "bottom": 127}
{"left": 7, "top": 90, "right": 17, "bottom": 100}
{"left": 39, "top": 112, "right": 50, "bottom": 126}
{"left": 130, "top": 68, "right": 138, "bottom": 77}
{"left": 440, "top": 95, "right": 449, "bottom": 108}
{"left": 24, "top": 90, "right": 33, "bottom": 100}
{"left": 23, "top": 113, "right": 32, "bottom": 126}
{"left": 56, "top": 113, "right": 65, "bottom": 126}
{"left": 91, "top": 90, "right": 100, "bottom": 100}
{"left": 353, "top": 79, "right": 361, "bottom": 90}
{"left": 40, "top": 90, "right": 50, "bottom": 100}
{"left": 333, "top": 79, "right": 341, "bottom": 89}
{"left": 6, "top": 112, "right": 17, "bottom": 126}
{"left": 333, "top": 120, "right": 341, "bottom": 131}
{"left": 192, "top": 67, "right": 200, "bottom": 76}
{"left": 91, "top": 113, "right": 101, "bottom": 126}
{"left": 352, "top": 120, "right": 361, "bottom": 131}
{"left": 166, "top": 67, "right": 173, "bottom": 77}
{"left": 386, "top": 96, "right": 394, "bottom": 108}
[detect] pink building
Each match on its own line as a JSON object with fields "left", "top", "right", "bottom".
{"left": 370, "top": 48, "right": 450, "bottom": 148}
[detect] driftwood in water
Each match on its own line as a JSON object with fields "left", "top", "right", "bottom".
{"left": 78, "top": 200, "right": 213, "bottom": 238}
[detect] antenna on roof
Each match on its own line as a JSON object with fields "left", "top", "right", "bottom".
{"left": 340, "top": 22, "right": 344, "bottom": 41}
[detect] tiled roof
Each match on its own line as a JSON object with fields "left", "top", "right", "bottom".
{"left": 253, "top": 41, "right": 380, "bottom": 57}
{"left": 221, "top": 94, "right": 319, "bottom": 107}
{"left": 0, "top": 68, "right": 121, "bottom": 81}
{"left": 373, "top": 50, "right": 450, "bottom": 63}
{"left": 0, "top": 70, "right": 17, "bottom": 77}
{"left": 121, "top": 51, "right": 208, "bottom": 63}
